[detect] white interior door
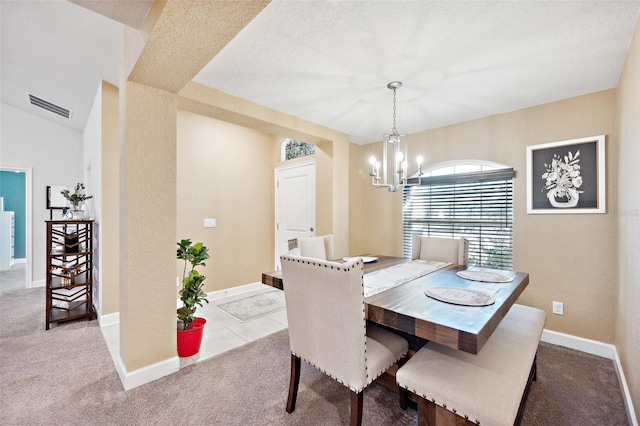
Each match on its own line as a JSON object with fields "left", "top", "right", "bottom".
{"left": 275, "top": 161, "right": 316, "bottom": 269}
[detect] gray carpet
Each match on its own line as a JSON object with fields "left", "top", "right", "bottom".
{"left": 0, "top": 270, "right": 631, "bottom": 425}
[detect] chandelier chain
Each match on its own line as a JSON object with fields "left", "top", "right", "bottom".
{"left": 392, "top": 87, "right": 397, "bottom": 135}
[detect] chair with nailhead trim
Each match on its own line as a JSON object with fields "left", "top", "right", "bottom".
{"left": 286, "top": 235, "right": 334, "bottom": 260}
{"left": 280, "top": 254, "right": 409, "bottom": 426}
{"left": 411, "top": 235, "right": 469, "bottom": 265}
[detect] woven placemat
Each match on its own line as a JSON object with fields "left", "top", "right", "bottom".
{"left": 456, "top": 270, "right": 513, "bottom": 283}
{"left": 425, "top": 287, "right": 495, "bottom": 306}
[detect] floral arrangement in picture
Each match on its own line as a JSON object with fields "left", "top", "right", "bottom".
{"left": 541, "top": 150, "right": 583, "bottom": 208}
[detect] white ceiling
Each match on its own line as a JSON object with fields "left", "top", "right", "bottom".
{"left": 2, "top": 1, "right": 639, "bottom": 144}
{"left": 1, "top": 1, "right": 123, "bottom": 132}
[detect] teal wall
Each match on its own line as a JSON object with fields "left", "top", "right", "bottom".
{"left": 0, "top": 170, "right": 26, "bottom": 259}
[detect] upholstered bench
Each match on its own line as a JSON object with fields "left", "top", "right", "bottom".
{"left": 396, "top": 303, "right": 546, "bottom": 426}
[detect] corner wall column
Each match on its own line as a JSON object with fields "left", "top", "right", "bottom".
{"left": 119, "top": 81, "right": 177, "bottom": 372}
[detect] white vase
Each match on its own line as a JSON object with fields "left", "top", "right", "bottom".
{"left": 65, "top": 208, "right": 84, "bottom": 220}
{"left": 547, "top": 188, "right": 579, "bottom": 208}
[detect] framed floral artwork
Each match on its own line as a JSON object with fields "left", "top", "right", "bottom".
{"left": 526, "top": 135, "right": 606, "bottom": 214}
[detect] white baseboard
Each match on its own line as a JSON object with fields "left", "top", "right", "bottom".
{"left": 114, "top": 353, "right": 180, "bottom": 391}
{"left": 100, "top": 314, "right": 180, "bottom": 390}
{"left": 541, "top": 329, "right": 615, "bottom": 359}
{"left": 541, "top": 329, "right": 637, "bottom": 425}
{"left": 31, "top": 279, "right": 45, "bottom": 288}
{"left": 206, "top": 281, "right": 269, "bottom": 301}
{"left": 614, "top": 350, "right": 639, "bottom": 426}
{"left": 98, "top": 311, "right": 119, "bottom": 327}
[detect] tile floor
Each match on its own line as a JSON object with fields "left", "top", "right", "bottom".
{"left": 100, "top": 284, "right": 288, "bottom": 369}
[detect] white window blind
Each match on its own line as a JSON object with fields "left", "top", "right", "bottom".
{"left": 402, "top": 168, "right": 514, "bottom": 269}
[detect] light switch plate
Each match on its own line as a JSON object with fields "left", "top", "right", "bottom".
{"left": 204, "top": 218, "right": 216, "bottom": 228}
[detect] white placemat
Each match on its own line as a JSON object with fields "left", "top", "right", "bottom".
{"left": 425, "top": 287, "right": 495, "bottom": 306}
{"left": 456, "top": 270, "right": 513, "bottom": 283}
{"left": 364, "top": 260, "right": 449, "bottom": 298}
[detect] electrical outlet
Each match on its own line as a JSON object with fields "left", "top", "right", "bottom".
{"left": 204, "top": 218, "right": 216, "bottom": 228}
{"left": 552, "top": 301, "right": 564, "bottom": 315}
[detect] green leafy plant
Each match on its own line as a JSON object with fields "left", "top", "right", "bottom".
{"left": 61, "top": 183, "right": 93, "bottom": 209}
{"left": 176, "top": 239, "right": 210, "bottom": 330}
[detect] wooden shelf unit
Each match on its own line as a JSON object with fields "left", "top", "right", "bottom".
{"left": 45, "top": 220, "right": 94, "bottom": 330}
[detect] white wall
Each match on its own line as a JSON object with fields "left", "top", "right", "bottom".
{"left": 0, "top": 103, "right": 84, "bottom": 285}
{"left": 83, "top": 84, "right": 102, "bottom": 310}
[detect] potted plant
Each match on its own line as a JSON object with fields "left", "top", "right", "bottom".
{"left": 176, "top": 239, "right": 210, "bottom": 356}
{"left": 61, "top": 183, "right": 93, "bottom": 220}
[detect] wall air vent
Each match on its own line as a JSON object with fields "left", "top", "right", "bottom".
{"left": 28, "top": 94, "right": 71, "bottom": 119}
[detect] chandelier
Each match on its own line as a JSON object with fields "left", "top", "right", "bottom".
{"left": 369, "top": 81, "right": 423, "bottom": 192}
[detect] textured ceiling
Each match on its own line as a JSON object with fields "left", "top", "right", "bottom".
{"left": 195, "top": 0, "right": 640, "bottom": 144}
{"left": 2, "top": 1, "right": 639, "bottom": 144}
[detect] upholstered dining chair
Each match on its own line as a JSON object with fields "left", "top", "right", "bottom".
{"left": 411, "top": 235, "right": 469, "bottom": 265}
{"left": 295, "top": 234, "right": 334, "bottom": 260}
{"left": 280, "top": 255, "right": 409, "bottom": 426}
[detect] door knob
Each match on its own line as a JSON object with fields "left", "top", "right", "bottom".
{"left": 310, "top": 227, "right": 314, "bottom": 232}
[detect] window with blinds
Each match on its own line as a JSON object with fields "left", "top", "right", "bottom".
{"left": 402, "top": 167, "right": 514, "bottom": 269}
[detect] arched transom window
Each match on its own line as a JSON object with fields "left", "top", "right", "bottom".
{"left": 281, "top": 138, "right": 316, "bottom": 161}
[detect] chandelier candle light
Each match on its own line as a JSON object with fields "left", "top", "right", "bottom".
{"left": 369, "top": 81, "right": 423, "bottom": 192}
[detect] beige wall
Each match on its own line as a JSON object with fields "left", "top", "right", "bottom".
{"left": 100, "top": 82, "right": 120, "bottom": 316}
{"left": 353, "top": 89, "right": 618, "bottom": 344}
{"left": 176, "top": 110, "right": 276, "bottom": 291}
{"left": 615, "top": 15, "right": 640, "bottom": 419}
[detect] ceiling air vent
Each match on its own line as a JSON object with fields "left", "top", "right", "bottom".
{"left": 28, "top": 94, "right": 71, "bottom": 119}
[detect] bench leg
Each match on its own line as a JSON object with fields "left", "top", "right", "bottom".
{"left": 515, "top": 354, "right": 538, "bottom": 425}
{"left": 397, "top": 356, "right": 409, "bottom": 410}
{"left": 418, "top": 397, "right": 464, "bottom": 426}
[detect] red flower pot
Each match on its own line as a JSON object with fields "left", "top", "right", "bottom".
{"left": 177, "top": 317, "right": 206, "bottom": 357}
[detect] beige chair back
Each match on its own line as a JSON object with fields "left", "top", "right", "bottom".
{"left": 411, "top": 235, "right": 469, "bottom": 265}
{"left": 280, "top": 255, "right": 369, "bottom": 391}
{"left": 287, "top": 238, "right": 298, "bottom": 250}
{"left": 296, "top": 234, "right": 334, "bottom": 260}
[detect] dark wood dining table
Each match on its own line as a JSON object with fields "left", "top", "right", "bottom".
{"left": 261, "top": 255, "right": 407, "bottom": 290}
{"left": 262, "top": 255, "right": 529, "bottom": 355}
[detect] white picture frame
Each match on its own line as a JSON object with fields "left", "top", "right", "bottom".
{"left": 526, "top": 135, "right": 606, "bottom": 214}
